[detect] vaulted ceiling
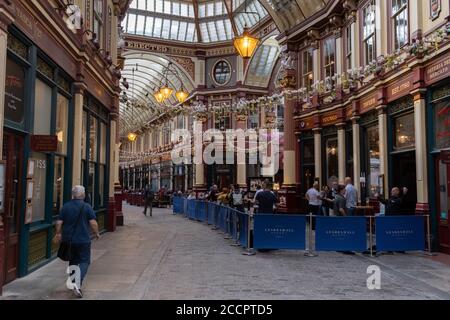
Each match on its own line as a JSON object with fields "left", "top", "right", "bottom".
{"left": 119, "top": 0, "right": 333, "bottom": 137}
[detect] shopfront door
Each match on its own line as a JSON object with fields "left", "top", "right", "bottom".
{"left": 391, "top": 151, "right": 417, "bottom": 214}
{"left": 1, "top": 131, "right": 23, "bottom": 284}
{"left": 437, "top": 156, "right": 450, "bottom": 254}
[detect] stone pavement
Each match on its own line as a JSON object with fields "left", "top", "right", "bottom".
{"left": 1, "top": 203, "right": 450, "bottom": 300}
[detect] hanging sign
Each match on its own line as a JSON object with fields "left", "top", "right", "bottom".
{"left": 31, "top": 135, "right": 58, "bottom": 152}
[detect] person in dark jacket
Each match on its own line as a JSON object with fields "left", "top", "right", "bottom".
{"left": 376, "top": 187, "right": 408, "bottom": 216}
{"left": 143, "top": 184, "right": 155, "bottom": 217}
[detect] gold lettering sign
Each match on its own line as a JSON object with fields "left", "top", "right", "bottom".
{"left": 360, "top": 94, "right": 378, "bottom": 113}
{"left": 426, "top": 57, "right": 450, "bottom": 84}
{"left": 391, "top": 81, "right": 411, "bottom": 96}
{"left": 322, "top": 114, "right": 338, "bottom": 125}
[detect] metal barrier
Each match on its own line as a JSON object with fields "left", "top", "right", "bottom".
{"left": 171, "top": 201, "right": 432, "bottom": 257}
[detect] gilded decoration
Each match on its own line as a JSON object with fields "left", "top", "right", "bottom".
{"left": 170, "top": 56, "right": 195, "bottom": 81}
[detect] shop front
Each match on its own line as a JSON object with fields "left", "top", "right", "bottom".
{"left": 428, "top": 82, "right": 450, "bottom": 254}
{"left": 160, "top": 160, "right": 172, "bottom": 191}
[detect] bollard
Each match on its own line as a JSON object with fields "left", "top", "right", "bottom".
{"left": 242, "top": 213, "right": 256, "bottom": 256}
{"left": 304, "top": 213, "right": 317, "bottom": 257}
{"left": 424, "top": 215, "right": 436, "bottom": 256}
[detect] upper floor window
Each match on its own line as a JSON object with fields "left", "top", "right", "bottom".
{"left": 302, "top": 49, "right": 314, "bottom": 90}
{"left": 323, "top": 37, "right": 335, "bottom": 79}
{"left": 392, "top": 0, "right": 409, "bottom": 50}
{"left": 345, "top": 25, "right": 352, "bottom": 69}
{"left": 362, "top": 0, "right": 376, "bottom": 65}
{"left": 94, "top": 0, "right": 104, "bottom": 48}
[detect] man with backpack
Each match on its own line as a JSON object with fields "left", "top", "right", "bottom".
{"left": 143, "top": 183, "right": 155, "bottom": 217}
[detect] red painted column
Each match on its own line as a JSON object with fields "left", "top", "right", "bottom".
{"left": 278, "top": 66, "right": 301, "bottom": 213}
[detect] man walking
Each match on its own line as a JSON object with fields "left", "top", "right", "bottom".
{"left": 255, "top": 182, "right": 278, "bottom": 214}
{"left": 54, "top": 186, "right": 99, "bottom": 298}
{"left": 344, "top": 177, "right": 358, "bottom": 216}
{"left": 143, "top": 183, "right": 155, "bottom": 217}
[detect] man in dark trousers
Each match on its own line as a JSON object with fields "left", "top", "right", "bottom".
{"left": 143, "top": 184, "right": 155, "bottom": 217}
{"left": 376, "top": 187, "right": 408, "bottom": 216}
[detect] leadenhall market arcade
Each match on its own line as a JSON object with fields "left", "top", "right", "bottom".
{"left": 0, "top": 0, "right": 450, "bottom": 297}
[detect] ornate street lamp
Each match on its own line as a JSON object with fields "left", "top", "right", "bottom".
{"left": 127, "top": 132, "right": 137, "bottom": 142}
{"left": 234, "top": 26, "right": 260, "bottom": 59}
{"left": 175, "top": 86, "right": 189, "bottom": 103}
{"left": 233, "top": 0, "right": 261, "bottom": 59}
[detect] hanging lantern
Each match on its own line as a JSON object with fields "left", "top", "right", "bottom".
{"left": 154, "top": 90, "right": 165, "bottom": 103}
{"left": 127, "top": 132, "right": 137, "bottom": 142}
{"left": 175, "top": 88, "right": 189, "bottom": 103}
{"left": 233, "top": 27, "right": 260, "bottom": 59}
{"left": 160, "top": 85, "right": 173, "bottom": 99}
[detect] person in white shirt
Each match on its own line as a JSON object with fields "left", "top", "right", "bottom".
{"left": 305, "top": 182, "right": 322, "bottom": 215}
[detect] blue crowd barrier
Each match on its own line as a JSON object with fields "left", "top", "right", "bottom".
{"left": 315, "top": 216, "right": 368, "bottom": 252}
{"left": 172, "top": 197, "right": 183, "bottom": 214}
{"left": 253, "top": 214, "right": 307, "bottom": 250}
{"left": 187, "top": 200, "right": 196, "bottom": 220}
{"left": 218, "top": 206, "right": 227, "bottom": 232}
{"left": 375, "top": 216, "right": 425, "bottom": 252}
{"left": 207, "top": 202, "right": 215, "bottom": 225}
{"left": 238, "top": 211, "right": 248, "bottom": 248}
{"left": 198, "top": 201, "right": 207, "bottom": 222}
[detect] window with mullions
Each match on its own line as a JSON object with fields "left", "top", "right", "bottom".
{"left": 323, "top": 37, "right": 335, "bottom": 79}
{"left": 93, "top": 0, "right": 104, "bottom": 48}
{"left": 362, "top": 0, "right": 376, "bottom": 65}
{"left": 345, "top": 25, "right": 352, "bottom": 69}
{"left": 391, "top": 0, "right": 409, "bottom": 51}
{"left": 302, "top": 49, "right": 314, "bottom": 90}
{"left": 213, "top": 60, "right": 231, "bottom": 85}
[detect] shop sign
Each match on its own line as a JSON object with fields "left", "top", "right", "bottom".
{"left": 360, "top": 93, "right": 378, "bottom": 114}
{"left": 11, "top": 1, "right": 77, "bottom": 77}
{"left": 425, "top": 54, "right": 450, "bottom": 85}
{"left": 442, "top": 150, "right": 450, "bottom": 164}
{"left": 321, "top": 112, "right": 339, "bottom": 126}
{"left": 30, "top": 135, "right": 58, "bottom": 152}
{"left": 4, "top": 59, "right": 25, "bottom": 124}
{"left": 387, "top": 75, "right": 413, "bottom": 103}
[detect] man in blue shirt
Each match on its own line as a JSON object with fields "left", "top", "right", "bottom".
{"left": 54, "top": 185, "right": 99, "bottom": 298}
{"left": 344, "top": 177, "right": 358, "bottom": 216}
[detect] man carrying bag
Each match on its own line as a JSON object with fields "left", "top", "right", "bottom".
{"left": 53, "top": 185, "right": 99, "bottom": 298}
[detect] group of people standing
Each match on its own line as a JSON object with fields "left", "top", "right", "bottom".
{"left": 306, "top": 177, "right": 410, "bottom": 216}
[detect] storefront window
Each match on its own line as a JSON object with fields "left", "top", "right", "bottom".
{"left": 4, "top": 58, "right": 26, "bottom": 125}
{"left": 56, "top": 94, "right": 69, "bottom": 154}
{"left": 82, "top": 111, "right": 87, "bottom": 160}
{"left": 366, "top": 125, "right": 380, "bottom": 198}
{"left": 53, "top": 156, "right": 65, "bottom": 216}
{"left": 394, "top": 113, "right": 415, "bottom": 149}
{"left": 100, "top": 122, "right": 107, "bottom": 164}
{"left": 89, "top": 117, "right": 98, "bottom": 161}
{"left": 99, "top": 165, "right": 105, "bottom": 207}
{"left": 434, "top": 101, "right": 450, "bottom": 149}
{"left": 31, "top": 153, "right": 47, "bottom": 222}
{"left": 326, "top": 138, "right": 338, "bottom": 181}
{"left": 88, "top": 163, "right": 96, "bottom": 206}
{"left": 34, "top": 79, "right": 52, "bottom": 134}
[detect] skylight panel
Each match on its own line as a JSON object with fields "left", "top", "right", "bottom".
{"left": 136, "top": 14, "right": 146, "bottom": 35}
{"left": 130, "top": 0, "right": 138, "bottom": 9}
{"left": 206, "top": 2, "right": 214, "bottom": 16}
{"left": 137, "top": 0, "right": 146, "bottom": 10}
{"left": 189, "top": 4, "right": 195, "bottom": 18}
{"left": 172, "top": 2, "right": 180, "bottom": 15}
{"left": 147, "top": 0, "right": 155, "bottom": 11}
{"left": 127, "top": 13, "right": 137, "bottom": 33}
{"left": 170, "top": 20, "right": 179, "bottom": 40}
{"left": 225, "top": 19, "right": 233, "bottom": 38}
{"left": 216, "top": 20, "right": 226, "bottom": 41}
{"left": 164, "top": 0, "right": 171, "bottom": 14}
{"left": 207, "top": 21, "right": 218, "bottom": 41}
{"left": 155, "top": 0, "right": 163, "bottom": 13}
{"left": 153, "top": 17, "right": 162, "bottom": 37}
{"left": 215, "top": 1, "right": 224, "bottom": 15}
{"left": 178, "top": 21, "right": 187, "bottom": 41}
{"left": 145, "top": 16, "right": 154, "bottom": 36}
{"left": 180, "top": 3, "right": 188, "bottom": 16}
{"left": 200, "top": 22, "right": 209, "bottom": 42}
{"left": 186, "top": 23, "right": 196, "bottom": 42}
{"left": 199, "top": 4, "right": 206, "bottom": 18}
{"left": 161, "top": 19, "right": 171, "bottom": 38}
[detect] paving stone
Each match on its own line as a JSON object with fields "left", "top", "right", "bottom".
{"left": 1, "top": 203, "right": 450, "bottom": 300}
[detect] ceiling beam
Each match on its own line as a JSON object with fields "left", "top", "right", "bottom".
{"left": 193, "top": 0, "right": 203, "bottom": 43}
{"left": 224, "top": 0, "right": 239, "bottom": 36}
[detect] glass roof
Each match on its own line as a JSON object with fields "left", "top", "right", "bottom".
{"left": 245, "top": 36, "right": 280, "bottom": 87}
{"left": 123, "top": 0, "right": 268, "bottom": 43}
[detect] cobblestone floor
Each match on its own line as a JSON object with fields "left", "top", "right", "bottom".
{"left": 1, "top": 203, "right": 450, "bottom": 300}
